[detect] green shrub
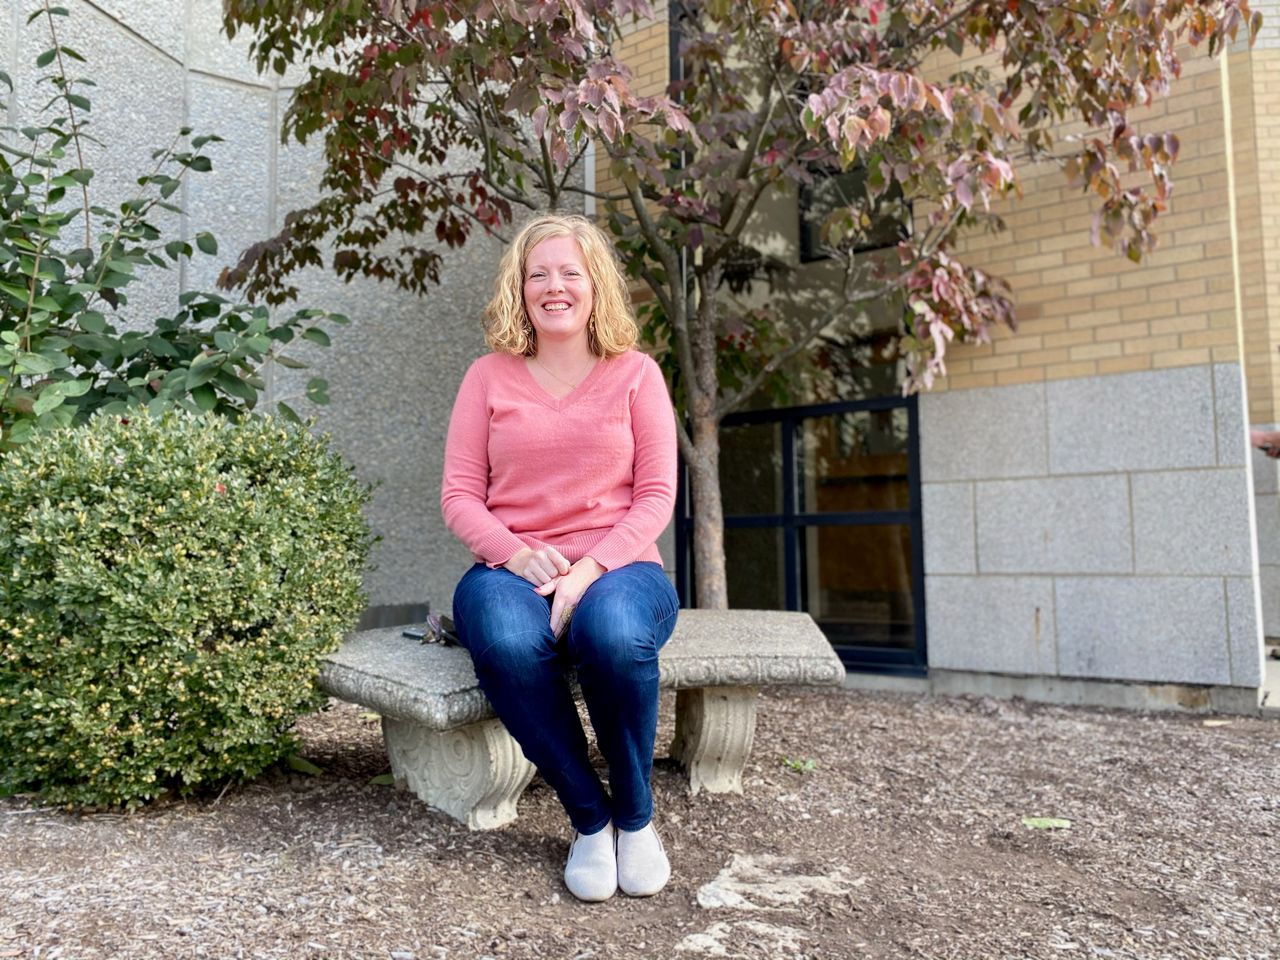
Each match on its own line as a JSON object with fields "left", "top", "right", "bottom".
{"left": 0, "top": 409, "right": 374, "bottom": 807}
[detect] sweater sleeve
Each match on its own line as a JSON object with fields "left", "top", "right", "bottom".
{"left": 440, "top": 361, "right": 530, "bottom": 566}
{"left": 585, "top": 355, "right": 678, "bottom": 571}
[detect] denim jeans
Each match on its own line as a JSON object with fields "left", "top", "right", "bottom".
{"left": 452, "top": 561, "right": 679, "bottom": 834}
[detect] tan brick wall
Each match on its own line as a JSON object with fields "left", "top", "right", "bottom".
{"left": 595, "top": 19, "right": 670, "bottom": 209}
{"left": 595, "top": 18, "right": 670, "bottom": 308}
{"left": 1248, "top": 45, "right": 1280, "bottom": 424}
{"left": 939, "top": 50, "right": 1251, "bottom": 394}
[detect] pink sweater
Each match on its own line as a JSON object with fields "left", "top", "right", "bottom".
{"left": 441, "top": 350, "right": 677, "bottom": 570}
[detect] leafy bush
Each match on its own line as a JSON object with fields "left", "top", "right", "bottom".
{"left": 0, "top": 410, "right": 374, "bottom": 807}
{"left": 0, "top": 4, "right": 345, "bottom": 451}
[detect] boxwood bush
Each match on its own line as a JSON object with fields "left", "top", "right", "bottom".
{"left": 0, "top": 410, "right": 374, "bottom": 807}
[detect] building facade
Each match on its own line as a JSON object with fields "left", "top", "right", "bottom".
{"left": 8, "top": 1, "right": 1278, "bottom": 712}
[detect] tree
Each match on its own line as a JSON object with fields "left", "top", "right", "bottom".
{"left": 221, "top": 0, "right": 1260, "bottom": 608}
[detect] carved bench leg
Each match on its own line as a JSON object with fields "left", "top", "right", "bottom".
{"left": 669, "top": 686, "right": 758, "bottom": 795}
{"left": 382, "top": 716, "right": 535, "bottom": 830}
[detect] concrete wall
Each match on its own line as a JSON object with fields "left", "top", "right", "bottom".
{"left": 4, "top": 0, "right": 492, "bottom": 617}
{"left": 920, "top": 364, "right": 1264, "bottom": 691}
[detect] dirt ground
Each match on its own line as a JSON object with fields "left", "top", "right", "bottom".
{"left": 1, "top": 686, "right": 1277, "bottom": 960}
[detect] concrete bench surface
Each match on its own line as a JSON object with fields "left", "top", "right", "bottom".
{"left": 319, "top": 608, "right": 844, "bottom": 829}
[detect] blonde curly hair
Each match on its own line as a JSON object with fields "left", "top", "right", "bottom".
{"left": 484, "top": 214, "right": 638, "bottom": 358}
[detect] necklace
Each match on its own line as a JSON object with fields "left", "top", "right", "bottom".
{"left": 533, "top": 354, "right": 596, "bottom": 390}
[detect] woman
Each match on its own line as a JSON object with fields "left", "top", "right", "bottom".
{"left": 441, "top": 214, "right": 679, "bottom": 902}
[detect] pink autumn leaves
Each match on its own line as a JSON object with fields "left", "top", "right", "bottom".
{"left": 802, "top": 66, "right": 1018, "bottom": 391}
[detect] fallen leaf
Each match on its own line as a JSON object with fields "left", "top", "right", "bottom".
{"left": 1021, "top": 817, "right": 1072, "bottom": 830}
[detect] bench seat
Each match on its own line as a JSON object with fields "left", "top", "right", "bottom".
{"left": 318, "top": 609, "right": 844, "bottom": 829}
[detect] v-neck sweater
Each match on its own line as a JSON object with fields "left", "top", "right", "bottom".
{"left": 441, "top": 350, "right": 677, "bottom": 571}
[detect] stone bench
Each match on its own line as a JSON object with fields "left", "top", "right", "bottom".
{"left": 318, "top": 609, "right": 845, "bottom": 829}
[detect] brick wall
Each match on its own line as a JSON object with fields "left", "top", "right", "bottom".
{"left": 939, "top": 51, "right": 1252, "bottom": 395}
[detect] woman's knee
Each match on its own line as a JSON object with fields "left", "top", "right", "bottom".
{"left": 569, "top": 596, "right": 661, "bottom": 675}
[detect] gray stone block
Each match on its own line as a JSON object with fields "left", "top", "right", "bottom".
{"left": 94, "top": 0, "right": 186, "bottom": 63}
{"left": 1131, "top": 469, "right": 1254, "bottom": 576}
{"left": 1225, "top": 576, "right": 1264, "bottom": 687}
{"left": 269, "top": 134, "right": 505, "bottom": 611}
{"left": 924, "top": 575, "right": 1057, "bottom": 675}
{"left": 1047, "top": 366, "right": 1217, "bottom": 475}
{"left": 1259, "top": 564, "right": 1280, "bottom": 641}
{"left": 183, "top": 76, "right": 272, "bottom": 294}
{"left": 1214, "top": 364, "right": 1247, "bottom": 466}
{"left": 921, "top": 482, "right": 976, "bottom": 574}
{"left": 185, "top": 0, "right": 269, "bottom": 86}
{"left": 975, "top": 475, "right": 1133, "bottom": 574}
{"left": 1254, "top": 491, "right": 1280, "bottom": 566}
{"left": 918, "top": 383, "right": 1047, "bottom": 482}
{"left": 1056, "top": 577, "right": 1231, "bottom": 685}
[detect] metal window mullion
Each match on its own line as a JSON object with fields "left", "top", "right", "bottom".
{"left": 782, "top": 416, "right": 800, "bottom": 611}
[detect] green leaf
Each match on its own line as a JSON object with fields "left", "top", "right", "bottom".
{"left": 35, "top": 48, "right": 57, "bottom": 69}
{"left": 305, "top": 377, "right": 330, "bottom": 404}
{"left": 276, "top": 401, "right": 301, "bottom": 424}
{"left": 185, "top": 361, "right": 221, "bottom": 389}
{"left": 215, "top": 368, "right": 256, "bottom": 404}
{"left": 188, "top": 156, "right": 213, "bottom": 173}
{"left": 55, "top": 378, "right": 91, "bottom": 398}
{"left": 77, "top": 311, "right": 108, "bottom": 334}
{"left": 190, "top": 383, "right": 217, "bottom": 412}
{"left": 301, "top": 327, "right": 331, "bottom": 347}
{"left": 14, "top": 353, "right": 55, "bottom": 375}
{"left": 285, "top": 755, "right": 323, "bottom": 777}
{"left": 195, "top": 232, "right": 217, "bottom": 255}
{"left": 273, "top": 353, "right": 308, "bottom": 370}
{"left": 32, "top": 390, "right": 66, "bottom": 416}
{"left": 1021, "top": 817, "right": 1072, "bottom": 830}
{"left": 368, "top": 773, "right": 397, "bottom": 787}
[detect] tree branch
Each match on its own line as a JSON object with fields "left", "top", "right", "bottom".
{"left": 621, "top": 176, "right": 696, "bottom": 395}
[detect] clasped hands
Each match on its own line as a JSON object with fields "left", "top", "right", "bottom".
{"left": 504, "top": 546, "right": 603, "bottom": 637}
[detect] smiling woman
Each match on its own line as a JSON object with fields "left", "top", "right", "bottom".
{"left": 439, "top": 214, "right": 680, "bottom": 903}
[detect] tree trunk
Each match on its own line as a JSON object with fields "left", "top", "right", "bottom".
{"left": 688, "top": 409, "right": 728, "bottom": 609}
{"left": 683, "top": 261, "right": 730, "bottom": 609}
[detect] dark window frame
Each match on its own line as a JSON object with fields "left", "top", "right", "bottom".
{"left": 675, "top": 395, "right": 928, "bottom": 677}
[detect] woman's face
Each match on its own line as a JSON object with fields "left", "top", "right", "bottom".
{"left": 522, "top": 235, "right": 594, "bottom": 348}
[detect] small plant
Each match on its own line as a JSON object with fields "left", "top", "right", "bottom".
{"left": 782, "top": 757, "right": 819, "bottom": 775}
{"left": 0, "top": 2, "right": 345, "bottom": 451}
{"left": 0, "top": 409, "right": 375, "bottom": 807}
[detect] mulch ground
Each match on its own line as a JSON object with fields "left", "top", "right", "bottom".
{"left": 1, "top": 687, "right": 1277, "bottom": 960}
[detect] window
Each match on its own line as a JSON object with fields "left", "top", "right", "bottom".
{"left": 798, "top": 166, "right": 911, "bottom": 263}
{"left": 676, "top": 395, "right": 927, "bottom": 676}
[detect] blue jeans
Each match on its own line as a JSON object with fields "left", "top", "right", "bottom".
{"left": 452, "top": 561, "right": 679, "bottom": 834}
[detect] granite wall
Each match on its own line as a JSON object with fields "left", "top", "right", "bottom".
{"left": 920, "top": 364, "right": 1265, "bottom": 693}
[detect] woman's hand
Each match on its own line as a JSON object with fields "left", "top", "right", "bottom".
{"left": 537, "top": 557, "right": 605, "bottom": 637}
{"left": 1251, "top": 429, "right": 1280, "bottom": 459}
{"left": 503, "top": 546, "right": 571, "bottom": 586}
